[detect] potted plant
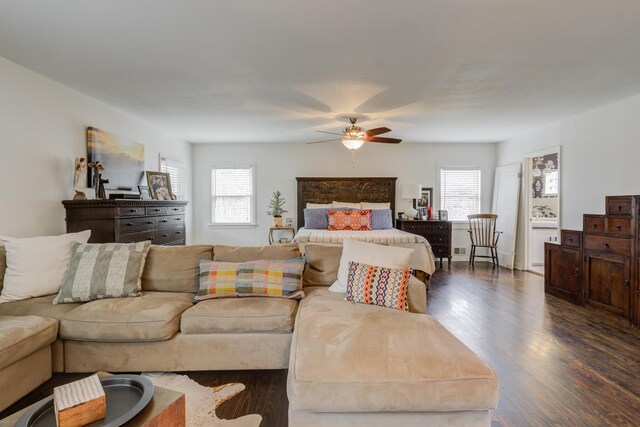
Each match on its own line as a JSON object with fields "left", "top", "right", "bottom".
{"left": 267, "top": 190, "right": 287, "bottom": 227}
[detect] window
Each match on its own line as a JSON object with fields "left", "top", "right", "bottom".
{"left": 160, "top": 155, "right": 186, "bottom": 200}
{"left": 211, "top": 165, "right": 255, "bottom": 225}
{"left": 440, "top": 167, "right": 481, "bottom": 221}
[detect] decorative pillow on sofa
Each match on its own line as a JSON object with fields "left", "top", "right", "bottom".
{"left": 0, "top": 230, "right": 91, "bottom": 303}
{"left": 195, "top": 257, "right": 305, "bottom": 301}
{"left": 53, "top": 241, "right": 151, "bottom": 304}
{"left": 345, "top": 261, "right": 410, "bottom": 311}
{"left": 329, "top": 239, "right": 413, "bottom": 293}
{"left": 328, "top": 210, "right": 372, "bottom": 231}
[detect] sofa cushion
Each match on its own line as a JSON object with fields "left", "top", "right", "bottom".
{"left": 213, "top": 244, "right": 300, "bottom": 262}
{"left": 181, "top": 297, "right": 298, "bottom": 334}
{"left": 0, "top": 294, "right": 82, "bottom": 320}
{"left": 288, "top": 288, "right": 498, "bottom": 412}
{"left": 302, "top": 245, "right": 342, "bottom": 287}
{"left": 54, "top": 241, "right": 150, "bottom": 304}
{"left": 142, "top": 245, "right": 213, "bottom": 293}
{"left": 0, "top": 315, "right": 58, "bottom": 370}
{"left": 60, "top": 292, "right": 193, "bottom": 342}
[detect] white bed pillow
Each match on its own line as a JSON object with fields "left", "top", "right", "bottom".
{"left": 329, "top": 239, "right": 414, "bottom": 293}
{"left": 361, "top": 202, "right": 391, "bottom": 210}
{"left": 0, "top": 230, "right": 91, "bottom": 303}
{"left": 306, "top": 203, "right": 333, "bottom": 209}
{"left": 332, "top": 201, "right": 362, "bottom": 209}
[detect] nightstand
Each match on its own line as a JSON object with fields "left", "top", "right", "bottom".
{"left": 396, "top": 219, "right": 452, "bottom": 268}
{"left": 268, "top": 226, "right": 296, "bottom": 245}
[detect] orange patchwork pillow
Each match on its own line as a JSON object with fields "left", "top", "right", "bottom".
{"left": 327, "top": 209, "right": 372, "bottom": 231}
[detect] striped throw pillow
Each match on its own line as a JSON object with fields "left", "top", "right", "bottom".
{"left": 327, "top": 209, "right": 372, "bottom": 231}
{"left": 53, "top": 241, "right": 150, "bottom": 304}
{"left": 345, "top": 261, "right": 410, "bottom": 311}
{"left": 195, "top": 257, "right": 305, "bottom": 301}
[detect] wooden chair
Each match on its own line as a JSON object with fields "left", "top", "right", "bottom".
{"left": 467, "top": 214, "right": 502, "bottom": 267}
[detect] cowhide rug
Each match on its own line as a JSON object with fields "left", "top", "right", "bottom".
{"left": 143, "top": 373, "right": 262, "bottom": 427}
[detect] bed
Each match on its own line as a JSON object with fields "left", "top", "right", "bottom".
{"left": 294, "top": 177, "right": 436, "bottom": 275}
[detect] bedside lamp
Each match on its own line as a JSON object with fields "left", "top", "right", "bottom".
{"left": 401, "top": 184, "right": 422, "bottom": 219}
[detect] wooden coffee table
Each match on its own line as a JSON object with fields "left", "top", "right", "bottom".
{"left": 0, "top": 372, "right": 185, "bottom": 427}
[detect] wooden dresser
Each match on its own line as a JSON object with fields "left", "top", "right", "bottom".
{"left": 544, "top": 195, "right": 640, "bottom": 325}
{"left": 396, "top": 219, "right": 452, "bottom": 267}
{"left": 63, "top": 200, "right": 188, "bottom": 245}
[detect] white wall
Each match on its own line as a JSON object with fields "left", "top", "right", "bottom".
{"left": 0, "top": 57, "right": 193, "bottom": 240}
{"left": 192, "top": 142, "right": 497, "bottom": 255}
{"left": 497, "top": 93, "right": 640, "bottom": 269}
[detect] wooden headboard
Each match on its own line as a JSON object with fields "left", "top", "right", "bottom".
{"left": 296, "top": 177, "right": 397, "bottom": 229}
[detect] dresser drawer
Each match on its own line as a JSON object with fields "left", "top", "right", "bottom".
{"left": 163, "top": 214, "right": 185, "bottom": 227}
{"left": 584, "top": 215, "right": 605, "bottom": 235}
{"left": 118, "top": 217, "right": 157, "bottom": 233}
{"left": 606, "top": 196, "right": 633, "bottom": 216}
{"left": 119, "top": 230, "right": 157, "bottom": 243}
{"left": 167, "top": 205, "right": 186, "bottom": 214}
{"left": 146, "top": 206, "right": 168, "bottom": 215}
{"left": 584, "top": 234, "right": 632, "bottom": 256}
{"left": 606, "top": 218, "right": 633, "bottom": 237}
{"left": 117, "top": 206, "right": 146, "bottom": 217}
{"left": 561, "top": 230, "right": 582, "bottom": 248}
{"left": 156, "top": 226, "right": 185, "bottom": 245}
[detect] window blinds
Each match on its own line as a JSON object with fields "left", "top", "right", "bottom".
{"left": 160, "top": 157, "right": 186, "bottom": 200}
{"left": 211, "top": 167, "right": 254, "bottom": 224}
{"left": 440, "top": 168, "right": 481, "bottom": 221}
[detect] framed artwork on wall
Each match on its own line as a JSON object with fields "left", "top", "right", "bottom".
{"left": 413, "top": 187, "right": 433, "bottom": 209}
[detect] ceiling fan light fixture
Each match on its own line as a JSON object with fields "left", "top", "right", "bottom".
{"left": 341, "top": 138, "right": 365, "bottom": 150}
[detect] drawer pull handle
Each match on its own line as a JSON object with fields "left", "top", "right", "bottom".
{"left": 569, "top": 239, "right": 573, "bottom": 243}
{"left": 161, "top": 220, "right": 168, "bottom": 223}
{"left": 129, "top": 209, "right": 137, "bottom": 213}
{"left": 176, "top": 231, "right": 182, "bottom": 235}
{"left": 617, "top": 205, "right": 622, "bottom": 212}
{"left": 127, "top": 222, "right": 134, "bottom": 226}
{"left": 624, "top": 280, "right": 630, "bottom": 290}
{"left": 616, "top": 225, "right": 622, "bottom": 231}
{"left": 592, "top": 224, "right": 597, "bottom": 229}
{"left": 603, "top": 243, "right": 610, "bottom": 249}
{"left": 162, "top": 233, "right": 169, "bottom": 237}
{"left": 154, "top": 208, "right": 160, "bottom": 212}
{"left": 147, "top": 221, "right": 153, "bottom": 224}
{"left": 173, "top": 208, "right": 179, "bottom": 211}
{"left": 175, "top": 218, "right": 181, "bottom": 221}
{"left": 573, "top": 268, "right": 580, "bottom": 278}
{"left": 148, "top": 237, "right": 154, "bottom": 241}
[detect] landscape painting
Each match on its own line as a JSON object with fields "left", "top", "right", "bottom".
{"left": 86, "top": 127, "right": 145, "bottom": 190}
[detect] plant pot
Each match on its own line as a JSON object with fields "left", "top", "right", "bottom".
{"left": 273, "top": 217, "right": 283, "bottom": 227}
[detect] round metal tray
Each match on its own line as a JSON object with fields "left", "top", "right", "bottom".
{"left": 15, "top": 374, "right": 154, "bottom": 427}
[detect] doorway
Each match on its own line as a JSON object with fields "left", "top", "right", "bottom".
{"left": 524, "top": 148, "right": 560, "bottom": 275}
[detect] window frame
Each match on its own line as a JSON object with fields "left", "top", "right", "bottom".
{"left": 439, "top": 166, "right": 482, "bottom": 222}
{"left": 208, "top": 163, "right": 257, "bottom": 228}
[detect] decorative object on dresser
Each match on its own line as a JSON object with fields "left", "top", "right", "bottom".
{"left": 582, "top": 195, "right": 637, "bottom": 323}
{"left": 62, "top": 200, "right": 188, "bottom": 245}
{"left": 544, "top": 230, "right": 583, "bottom": 305}
{"left": 413, "top": 186, "right": 433, "bottom": 209}
{"left": 146, "top": 171, "right": 174, "bottom": 200}
{"left": 72, "top": 157, "right": 88, "bottom": 200}
{"left": 396, "top": 219, "right": 452, "bottom": 268}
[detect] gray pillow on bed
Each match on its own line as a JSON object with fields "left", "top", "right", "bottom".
{"left": 304, "top": 208, "right": 393, "bottom": 230}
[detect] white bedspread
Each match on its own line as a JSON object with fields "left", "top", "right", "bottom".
{"left": 294, "top": 228, "right": 436, "bottom": 275}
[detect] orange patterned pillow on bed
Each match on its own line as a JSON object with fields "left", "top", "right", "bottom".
{"left": 328, "top": 209, "right": 372, "bottom": 231}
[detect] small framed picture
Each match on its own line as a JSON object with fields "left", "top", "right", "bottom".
{"left": 438, "top": 210, "right": 448, "bottom": 221}
{"left": 413, "top": 187, "right": 433, "bottom": 209}
{"left": 138, "top": 185, "right": 151, "bottom": 200}
{"left": 145, "top": 171, "right": 173, "bottom": 200}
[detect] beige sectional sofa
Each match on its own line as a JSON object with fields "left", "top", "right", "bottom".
{"left": 0, "top": 242, "right": 498, "bottom": 425}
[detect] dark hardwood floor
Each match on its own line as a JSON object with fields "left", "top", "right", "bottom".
{"left": 3, "top": 262, "right": 640, "bottom": 426}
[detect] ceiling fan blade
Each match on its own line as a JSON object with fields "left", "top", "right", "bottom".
{"left": 307, "top": 138, "right": 341, "bottom": 145}
{"left": 365, "top": 137, "right": 402, "bottom": 144}
{"left": 365, "top": 127, "right": 391, "bottom": 137}
{"left": 316, "top": 130, "right": 344, "bottom": 136}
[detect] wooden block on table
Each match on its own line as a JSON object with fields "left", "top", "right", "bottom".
{"left": 53, "top": 374, "right": 106, "bottom": 427}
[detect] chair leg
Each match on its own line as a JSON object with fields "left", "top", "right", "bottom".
{"left": 491, "top": 247, "right": 497, "bottom": 268}
{"left": 469, "top": 246, "right": 476, "bottom": 267}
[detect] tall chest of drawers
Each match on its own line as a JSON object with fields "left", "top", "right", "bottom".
{"left": 396, "top": 219, "right": 452, "bottom": 268}
{"left": 63, "top": 200, "right": 188, "bottom": 246}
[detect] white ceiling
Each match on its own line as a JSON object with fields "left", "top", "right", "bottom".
{"left": 2, "top": 1, "right": 640, "bottom": 144}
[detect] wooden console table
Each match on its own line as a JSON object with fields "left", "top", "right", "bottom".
{"left": 63, "top": 200, "right": 188, "bottom": 246}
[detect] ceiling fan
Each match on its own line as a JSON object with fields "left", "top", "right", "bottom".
{"left": 308, "top": 117, "right": 402, "bottom": 150}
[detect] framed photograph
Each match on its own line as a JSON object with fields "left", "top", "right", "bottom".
{"left": 413, "top": 187, "right": 433, "bottom": 209}
{"left": 438, "top": 210, "right": 448, "bottom": 221}
{"left": 145, "top": 171, "right": 173, "bottom": 200}
{"left": 138, "top": 185, "right": 151, "bottom": 200}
